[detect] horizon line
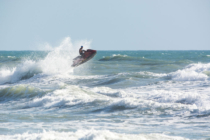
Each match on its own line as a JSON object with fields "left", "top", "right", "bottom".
{"left": 0, "top": 49, "right": 210, "bottom": 51}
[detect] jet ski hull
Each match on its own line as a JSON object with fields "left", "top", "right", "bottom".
{"left": 71, "top": 49, "right": 97, "bottom": 67}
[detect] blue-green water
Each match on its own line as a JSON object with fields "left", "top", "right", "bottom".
{"left": 0, "top": 49, "right": 210, "bottom": 139}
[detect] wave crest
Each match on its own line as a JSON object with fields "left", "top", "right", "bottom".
{"left": 0, "top": 60, "right": 41, "bottom": 84}
{"left": 99, "top": 54, "right": 132, "bottom": 61}
{"left": 0, "top": 129, "right": 187, "bottom": 140}
{"left": 167, "top": 63, "right": 210, "bottom": 81}
{"left": 0, "top": 37, "right": 92, "bottom": 84}
{"left": 0, "top": 85, "right": 45, "bottom": 101}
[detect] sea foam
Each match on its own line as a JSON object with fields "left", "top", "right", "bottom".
{"left": 0, "top": 60, "right": 40, "bottom": 84}
{"left": 24, "top": 85, "right": 109, "bottom": 109}
{"left": 168, "top": 63, "right": 210, "bottom": 81}
{"left": 0, "top": 37, "right": 91, "bottom": 84}
{"left": 0, "top": 129, "right": 188, "bottom": 140}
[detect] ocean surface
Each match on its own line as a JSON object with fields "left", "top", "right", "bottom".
{"left": 0, "top": 49, "right": 210, "bottom": 139}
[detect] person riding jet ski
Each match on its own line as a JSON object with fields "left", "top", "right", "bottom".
{"left": 72, "top": 47, "right": 97, "bottom": 67}
{"left": 79, "top": 46, "right": 85, "bottom": 57}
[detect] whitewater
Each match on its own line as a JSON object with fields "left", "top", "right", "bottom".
{"left": 0, "top": 38, "right": 210, "bottom": 140}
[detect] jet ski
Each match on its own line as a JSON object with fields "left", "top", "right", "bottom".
{"left": 71, "top": 49, "right": 97, "bottom": 67}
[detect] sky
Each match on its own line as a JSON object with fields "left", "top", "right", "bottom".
{"left": 0, "top": 0, "right": 210, "bottom": 50}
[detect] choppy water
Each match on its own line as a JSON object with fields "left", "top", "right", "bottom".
{"left": 0, "top": 48, "right": 210, "bottom": 139}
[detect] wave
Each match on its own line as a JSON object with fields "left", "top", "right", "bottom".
{"left": 146, "top": 89, "right": 207, "bottom": 109}
{"left": 173, "top": 60, "right": 193, "bottom": 64}
{"left": 96, "top": 98, "right": 140, "bottom": 112}
{"left": 90, "top": 86, "right": 200, "bottom": 105}
{"left": 99, "top": 54, "right": 144, "bottom": 61}
{"left": 0, "top": 37, "right": 91, "bottom": 84}
{"left": 92, "top": 96, "right": 196, "bottom": 114}
{"left": 0, "top": 129, "right": 188, "bottom": 140}
{"left": 145, "top": 88, "right": 210, "bottom": 117}
{"left": 0, "top": 60, "right": 41, "bottom": 84}
{"left": 98, "top": 54, "right": 168, "bottom": 65}
{"left": 87, "top": 85, "right": 210, "bottom": 116}
{"left": 98, "top": 54, "right": 192, "bottom": 67}
{"left": 90, "top": 87, "right": 129, "bottom": 98}
{"left": 7, "top": 56, "right": 16, "bottom": 58}
{"left": 0, "top": 85, "right": 46, "bottom": 101}
{"left": 1, "top": 79, "right": 209, "bottom": 116}
{"left": 0, "top": 56, "right": 16, "bottom": 59}
{"left": 21, "top": 85, "right": 109, "bottom": 109}
{"left": 45, "top": 71, "right": 165, "bottom": 87}
{"left": 0, "top": 51, "right": 72, "bottom": 84}
{"left": 0, "top": 55, "right": 21, "bottom": 62}
{"left": 119, "top": 71, "right": 167, "bottom": 78}
{"left": 167, "top": 63, "right": 210, "bottom": 81}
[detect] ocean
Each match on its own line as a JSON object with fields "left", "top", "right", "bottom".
{"left": 0, "top": 48, "right": 210, "bottom": 139}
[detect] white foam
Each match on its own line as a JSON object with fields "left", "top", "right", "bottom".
{"left": 65, "top": 75, "right": 105, "bottom": 80}
{"left": 87, "top": 84, "right": 210, "bottom": 115}
{"left": 116, "top": 71, "right": 167, "bottom": 79}
{"left": 185, "top": 63, "right": 210, "bottom": 72}
{"left": 170, "top": 70, "right": 208, "bottom": 81}
{"left": 109, "top": 98, "right": 140, "bottom": 109}
{"left": 0, "top": 129, "right": 188, "bottom": 140}
{"left": 7, "top": 56, "right": 16, "bottom": 58}
{"left": 168, "top": 63, "right": 210, "bottom": 81}
{"left": 0, "top": 60, "right": 39, "bottom": 84}
{"left": 137, "top": 71, "right": 167, "bottom": 77}
{"left": 112, "top": 54, "right": 127, "bottom": 57}
{"left": 129, "top": 83, "right": 210, "bottom": 115}
{"left": 87, "top": 86, "right": 182, "bottom": 114}
{"left": 89, "top": 86, "right": 137, "bottom": 98}
{"left": 0, "top": 37, "right": 92, "bottom": 84}
{"left": 90, "top": 87, "right": 127, "bottom": 97}
{"left": 148, "top": 90, "right": 200, "bottom": 104}
{"left": 39, "top": 37, "right": 91, "bottom": 75}
{"left": 26, "top": 85, "right": 109, "bottom": 109}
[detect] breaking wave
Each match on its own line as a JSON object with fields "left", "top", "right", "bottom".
{"left": 0, "top": 60, "right": 41, "bottom": 84}
{"left": 0, "top": 37, "right": 91, "bottom": 84}
{"left": 167, "top": 63, "right": 210, "bottom": 81}
{"left": 0, "top": 129, "right": 188, "bottom": 140}
{"left": 88, "top": 85, "right": 210, "bottom": 115}
{"left": 16, "top": 85, "right": 109, "bottom": 110}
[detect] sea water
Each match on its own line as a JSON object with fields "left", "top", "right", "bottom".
{"left": 0, "top": 47, "right": 210, "bottom": 139}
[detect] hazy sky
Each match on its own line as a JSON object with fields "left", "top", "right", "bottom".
{"left": 0, "top": 0, "right": 210, "bottom": 50}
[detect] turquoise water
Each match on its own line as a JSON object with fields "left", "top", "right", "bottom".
{"left": 0, "top": 49, "right": 210, "bottom": 139}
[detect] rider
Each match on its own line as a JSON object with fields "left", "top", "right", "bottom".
{"left": 79, "top": 46, "right": 85, "bottom": 57}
